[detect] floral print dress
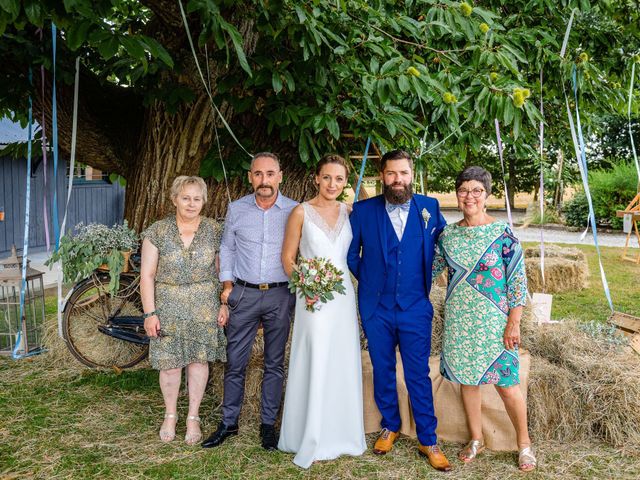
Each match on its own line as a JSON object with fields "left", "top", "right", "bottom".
{"left": 433, "top": 221, "right": 527, "bottom": 386}
{"left": 143, "top": 216, "right": 227, "bottom": 370}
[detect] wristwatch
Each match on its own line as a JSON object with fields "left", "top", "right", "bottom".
{"left": 142, "top": 310, "right": 157, "bottom": 319}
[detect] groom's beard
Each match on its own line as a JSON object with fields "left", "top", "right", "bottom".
{"left": 383, "top": 182, "right": 413, "bottom": 204}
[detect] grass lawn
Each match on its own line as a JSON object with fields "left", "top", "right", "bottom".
{"left": 1, "top": 244, "right": 639, "bottom": 479}
{"left": 522, "top": 243, "right": 640, "bottom": 323}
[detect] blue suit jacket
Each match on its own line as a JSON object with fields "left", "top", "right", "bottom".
{"left": 347, "top": 194, "right": 447, "bottom": 321}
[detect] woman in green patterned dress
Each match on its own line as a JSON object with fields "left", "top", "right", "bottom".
{"left": 433, "top": 166, "right": 536, "bottom": 472}
{"left": 141, "top": 176, "right": 227, "bottom": 445}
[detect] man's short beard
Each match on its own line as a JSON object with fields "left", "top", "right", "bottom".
{"left": 383, "top": 182, "right": 413, "bottom": 204}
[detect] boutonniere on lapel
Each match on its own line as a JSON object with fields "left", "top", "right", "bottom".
{"left": 421, "top": 208, "right": 431, "bottom": 228}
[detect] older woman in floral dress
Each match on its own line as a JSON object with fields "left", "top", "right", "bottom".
{"left": 141, "top": 176, "right": 227, "bottom": 445}
{"left": 433, "top": 166, "right": 536, "bottom": 472}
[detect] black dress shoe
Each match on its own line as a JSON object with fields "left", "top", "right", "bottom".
{"left": 201, "top": 422, "right": 239, "bottom": 448}
{"left": 260, "top": 423, "right": 279, "bottom": 451}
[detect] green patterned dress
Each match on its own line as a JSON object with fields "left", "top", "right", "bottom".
{"left": 143, "top": 216, "right": 227, "bottom": 370}
{"left": 433, "top": 221, "right": 527, "bottom": 387}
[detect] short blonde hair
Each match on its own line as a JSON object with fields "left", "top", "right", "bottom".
{"left": 170, "top": 176, "right": 208, "bottom": 203}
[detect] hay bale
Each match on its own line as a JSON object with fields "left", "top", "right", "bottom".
{"left": 525, "top": 320, "right": 640, "bottom": 448}
{"left": 525, "top": 256, "right": 589, "bottom": 293}
{"left": 527, "top": 356, "right": 588, "bottom": 442}
{"left": 525, "top": 244, "right": 586, "bottom": 262}
{"left": 430, "top": 285, "right": 445, "bottom": 356}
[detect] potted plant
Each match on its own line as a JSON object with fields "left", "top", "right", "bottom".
{"left": 46, "top": 221, "right": 139, "bottom": 294}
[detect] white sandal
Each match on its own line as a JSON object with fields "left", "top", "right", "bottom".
{"left": 518, "top": 446, "right": 537, "bottom": 472}
{"left": 159, "top": 413, "right": 178, "bottom": 442}
{"left": 185, "top": 415, "right": 202, "bottom": 446}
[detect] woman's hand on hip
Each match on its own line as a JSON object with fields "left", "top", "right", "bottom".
{"left": 218, "top": 305, "right": 229, "bottom": 327}
{"left": 503, "top": 320, "right": 520, "bottom": 351}
{"left": 144, "top": 315, "right": 161, "bottom": 337}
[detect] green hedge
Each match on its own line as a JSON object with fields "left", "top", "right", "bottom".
{"left": 563, "top": 162, "right": 639, "bottom": 229}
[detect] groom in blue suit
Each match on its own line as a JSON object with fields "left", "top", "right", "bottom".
{"left": 348, "top": 150, "right": 451, "bottom": 471}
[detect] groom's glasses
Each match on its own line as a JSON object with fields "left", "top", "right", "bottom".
{"left": 456, "top": 187, "right": 485, "bottom": 198}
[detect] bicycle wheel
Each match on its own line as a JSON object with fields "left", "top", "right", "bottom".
{"left": 63, "top": 273, "right": 149, "bottom": 369}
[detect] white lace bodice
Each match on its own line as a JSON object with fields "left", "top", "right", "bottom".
{"left": 299, "top": 202, "right": 352, "bottom": 270}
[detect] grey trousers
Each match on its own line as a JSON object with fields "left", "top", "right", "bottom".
{"left": 222, "top": 283, "right": 295, "bottom": 426}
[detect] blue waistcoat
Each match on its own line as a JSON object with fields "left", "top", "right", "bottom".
{"left": 380, "top": 203, "right": 427, "bottom": 310}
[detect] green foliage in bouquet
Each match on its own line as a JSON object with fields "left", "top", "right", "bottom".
{"left": 288, "top": 256, "right": 347, "bottom": 312}
{"left": 45, "top": 222, "right": 139, "bottom": 294}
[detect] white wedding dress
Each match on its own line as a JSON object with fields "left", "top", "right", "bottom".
{"left": 278, "top": 202, "right": 366, "bottom": 468}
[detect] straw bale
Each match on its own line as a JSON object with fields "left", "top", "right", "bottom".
{"left": 527, "top": 357, "right": 587, "bottom": 442}
{"left": 525, "top": 244, "right": 586, "bottom": 262}
{"left": 430, "top": 285, "right": 446, "bottom": 356}
{"left": 525, "top": 320, "right": 640, "bottom": 448}
{"left": 525, "top": 256, "right": 589, "bottom": 293}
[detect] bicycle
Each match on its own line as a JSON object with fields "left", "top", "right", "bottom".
{"left": 62, "top": 254, "right": 149, "bottom": 369}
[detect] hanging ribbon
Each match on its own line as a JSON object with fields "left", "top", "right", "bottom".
{"left": 51, "top": 23, "right": 60, "bottom": 248}
{"left": 177, "top": 0, "right": 252, "bottom": 161}
{"left": 564, "top": 65, "right": 614, "bottom": 312}
{"left": 494, "top": 119, "right": 514, "bottom": 229}
{"left": 354, "top": 137, "right": 371, "bottom": 202}
{"left": 57, "top": 57, "right": 80, "bottom": 338}
{"left": 628, "top": 62, "right": 640, "bottom": 185}
{"left": 538, "top": 68, "right": 545, "bottom": 288}
{"left": 41, "top": 65, "right": 51, "bottom": 252}
{"left": 13, "top": 69, "right": 34, "bottom": 359}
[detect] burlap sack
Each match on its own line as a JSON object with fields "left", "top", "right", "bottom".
{"left": 362, "top": 350, "right": 531, "bottom": 451}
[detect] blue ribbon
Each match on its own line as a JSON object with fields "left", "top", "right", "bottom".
{"left": 570, "top": 65, "right": 614, "bottom": 312}
{"left": 51, "top": 23, "right": 60, "bottom": 248}
{"left": 354, "top": 137, "right": 371, "bottom": 202}
{"left": 13, "top": 69, "right": 34, "bottom": 359}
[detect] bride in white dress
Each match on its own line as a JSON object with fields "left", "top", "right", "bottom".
{"left": 278, "top": 155, "right": 366, "bottom": 469}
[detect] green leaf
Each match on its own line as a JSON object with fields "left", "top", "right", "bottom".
{"left": 272, "top": 71, "right": 283, "bottom": 93}
{"left": 121, "top": 36, "right": 146, "bottom": 60}
{"left": 97, "top": 35, "right": 120, "bottom": 60}
{"left": 220, "top": 18, "right": 252, "bottom": 77}
{"left": 294, "top": 5, "right": 307, "bottom": 23}
{"left": 0, "top": 0, "right": 19, "bottom": 18}
{"left": 24, "top": 0, "right": 43, "bottom": 26}
{"left": 397, "top": 75, "right": 410, "bottom": 93}
{"left": 141, "top": 36, "right": 174, "bottom": 68}
{"left": 298, "top": 131, "right": 310, "bottom": 163}
{"left": 326, "top": 116, "right": 340, "bottom": 139}
{"left": 66, "top": 20, "right": 92, "bottom": 51}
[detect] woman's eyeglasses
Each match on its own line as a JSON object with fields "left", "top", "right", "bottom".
{"left": 456, "top": 188, "right": 485, "bottom": 198}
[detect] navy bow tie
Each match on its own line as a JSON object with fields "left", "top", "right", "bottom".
{"left": 386, "top": 201, "right": 411, "bottom": 213}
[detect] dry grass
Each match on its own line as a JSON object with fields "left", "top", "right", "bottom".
{"left": 2, "top": 347, "right": 640, "bottom": 480}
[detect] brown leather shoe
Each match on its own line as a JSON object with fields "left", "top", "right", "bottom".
{"left": 373, "top": 428, "right": 399, "bottom": 455}
{"left": 418, "top": 443, "right": 452, "bottom": 472}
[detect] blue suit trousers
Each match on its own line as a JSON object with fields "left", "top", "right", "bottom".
{"left": 363, "top": 299, "right": 437, "bottom": 446}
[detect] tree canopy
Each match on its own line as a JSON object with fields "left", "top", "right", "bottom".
{"left": 1, "top": 0, "right": 639, "bottom": 227}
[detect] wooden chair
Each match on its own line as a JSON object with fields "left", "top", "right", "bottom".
{"left": 616, "top": 192, "right": 640, "bottom": 264}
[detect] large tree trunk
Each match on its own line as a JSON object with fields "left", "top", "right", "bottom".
{"left": 124, "top": 94, "right": 317, "bottom": 231}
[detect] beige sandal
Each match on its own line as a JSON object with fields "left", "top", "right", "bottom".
{"left": 518, "top": 446, "right": 537, "bottom": 472}
{"left": 184, "top": 415, "right": 202, "bottom": 446}
{"left": 458, "top": 439, "right": 485, "bottom": 463}
{"left": 159, "top": 413, "right": 178, "bottom": 442}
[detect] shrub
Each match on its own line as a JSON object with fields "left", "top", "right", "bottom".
{"left": 563, "top": 162, "right": 638, "bottom": 229}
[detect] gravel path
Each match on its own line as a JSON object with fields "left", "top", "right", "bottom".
{"left": 442, "top": 210, "right": 637, "bottom": 248}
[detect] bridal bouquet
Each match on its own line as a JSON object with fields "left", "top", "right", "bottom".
{"left": 288, "top": 256, "right": 347, "bottom": 312}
